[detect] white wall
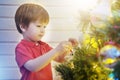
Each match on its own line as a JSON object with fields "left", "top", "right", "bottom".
{"left": 0, "top": 0, "right": 80, "bottom": 80}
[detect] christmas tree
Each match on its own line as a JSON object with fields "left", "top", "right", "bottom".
{"left": 55, "top": 0, "right": 120, "bottom": 80}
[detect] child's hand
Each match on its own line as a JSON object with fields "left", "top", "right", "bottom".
{"left": 56, "top": 41, "right": 72, "bottom": 54}
{"left": 55, "top": 41, "right": 72, "bottom": 62}
{"left": 68, "top": 38, "right": 78, "bottom": 47}
{"left": 55, "top": 39, "right": 78, "bottom": 62}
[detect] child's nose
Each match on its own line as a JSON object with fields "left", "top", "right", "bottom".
{"left": 40, "top": 27, "right": 45, "bottom": 32}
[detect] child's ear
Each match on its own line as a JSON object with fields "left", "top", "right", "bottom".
{"left": 19, "top": 24, "right": 26, "bottom": 32}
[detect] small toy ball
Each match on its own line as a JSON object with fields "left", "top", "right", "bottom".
{"left": 100, "top": 45, "right": 120, "bottom": 59}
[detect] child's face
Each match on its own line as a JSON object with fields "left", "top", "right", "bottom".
{"left": 23, "top": 20, "right": 47, "bottom": 42}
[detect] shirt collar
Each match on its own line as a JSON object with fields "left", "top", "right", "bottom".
{"left": 21, "top": 39, "right": 45, "bottom": 47}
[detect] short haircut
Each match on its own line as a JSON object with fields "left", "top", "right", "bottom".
{"left": 15, "top": 3, "right": 49, "bottom": 33}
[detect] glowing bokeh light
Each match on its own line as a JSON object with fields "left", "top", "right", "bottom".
{"left": 68, "top": 0, "right": 99, "bottom": 11}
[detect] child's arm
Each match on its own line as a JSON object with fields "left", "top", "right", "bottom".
{"left": 24, "top": 41, "right": 72, "bottom": 72}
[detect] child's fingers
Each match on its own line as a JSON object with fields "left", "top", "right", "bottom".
{"left": 68, "top": 38, "right": 78, "bottom": 46}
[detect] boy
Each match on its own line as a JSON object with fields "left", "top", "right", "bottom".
{"left": 15, "top": 3, "right": 77, "bottom": 80}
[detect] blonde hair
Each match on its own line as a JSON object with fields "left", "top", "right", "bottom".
{"left": 15, "top": 3, "right": 49, "bottom": 33}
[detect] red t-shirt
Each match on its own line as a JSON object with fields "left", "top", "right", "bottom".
{"left": 15, "top": 39, "right": 53, "bottom": 80}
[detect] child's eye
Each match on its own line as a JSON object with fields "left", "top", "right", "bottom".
{"left": 37, "top": 25, "right": 41, "bottom": 27}
{"left": 36, "top": 25, "right": 46, "bottom": 28}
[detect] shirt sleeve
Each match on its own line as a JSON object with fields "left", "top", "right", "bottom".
{"left": 47, "top": 44, "right": 53, "bottom": 51}
{"left": 15, "top": 46, "right": 34, "bottom": 68}
{"left": 45, "top": 43, "right": 53, "bottom": 53}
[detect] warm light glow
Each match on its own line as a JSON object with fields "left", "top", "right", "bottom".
{"left": 69, "top": 0, "right": 99, "bottom": 11}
